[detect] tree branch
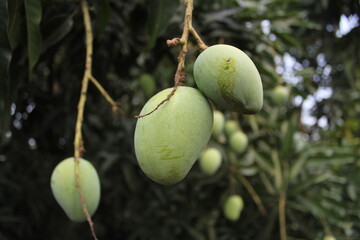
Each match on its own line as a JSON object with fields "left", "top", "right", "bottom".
{"left": 228, "top": 165, "right": 267, "bottom": 216}
{"left": 279, "top": 192, "right": 287, "bottom": 240}
{"left": 73, "top": 1, "right": 99, "bottom": 239}
{"left": 189, "top": 27, "right": 208, "bottom": 50}
{"left": 89, "top": 75, "right": 123, "bottom": 114}
{"left": 135, "top": 0, "right": 207, "bottom": 118}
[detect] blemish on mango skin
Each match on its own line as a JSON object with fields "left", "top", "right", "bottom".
{"left": 217, "top": 57, "right": 236, "bottom": 106}
{"left": 154, "top": 145, "right": 185, "bottom": 161}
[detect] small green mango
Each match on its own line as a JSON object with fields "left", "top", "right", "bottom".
{"left": 224, "top": 120, "right": 239, "bottom": 137}
{"left": 139, "top": 73, "right": 156, "bottom": 99}
{"left": 212, "top": 110, "right": 225, "bottom": 137}
{"left": 271, "top": 85, "right": 289, "bottom": 105}
{"left": 229, "top": 130, "right": 248, "bottom": 154}
{"left": 194, "top": 44, "right": 263, "bottom": 114}
{"left": 223, "top": 194, "right": 244, "bottom": 221}
{"left": 50, "top": 157, "right": 101, "bottom": 222}
{"left": 199, "top": 147, "right": 222, "bottom": 175}
{"left": 323, "top": 235, "right": 337, "bottom": 240}
{"left": 134, "top": 86, "right": 213, "bottom": 185}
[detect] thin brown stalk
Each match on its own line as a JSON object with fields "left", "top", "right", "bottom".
{"left": 189, "top": 27, "right": 208, "bottom": 50}
{"left": 228, "top": 165, "right": 267, "bottom": 216}
{"left": 135, "top": 0, "right": 207, "bottom": 118}
{"left": 89, "top": 75, "right": 123, "bottom": 114}
{"left": 279, "top": 192, "right": 287, "bottom": 240}
{"left": 73, "top": 0, "right": 99, "bottom": 239}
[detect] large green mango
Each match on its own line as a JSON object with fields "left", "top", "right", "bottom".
{"left": 134, "top": 86, "right": 213, "bottom": 185}
{"left": 50, "top": 157, "right": 101, "bottom": 222}
{"left": 194, "top": 44, "right": 263, "bottom": 114}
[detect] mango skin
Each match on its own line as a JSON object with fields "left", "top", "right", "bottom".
{"left": 212, "top": 110, "right": 225, "bottom": 137}
{"left": 194, "top": 44, "right": 263, "bottom": 114}
{"left": 223, "top": 194, "right": 244, "bottom": 221}
{"left": 134, "top": 86, "right": 213, "bottom": 185}
{"left": 271, "top": 85, "right": 289, "bottom": 105}
{"left": 199, "top": 147, "right": 222, "bottom": 175}
{"left": 50, "top": 158, "right": 101, "bottom": 222}
{"left": 229, "top": 130, "right": 248, "bottom": 154}
{"left": 224, "top": 120, "right": 239, "bottom": 137}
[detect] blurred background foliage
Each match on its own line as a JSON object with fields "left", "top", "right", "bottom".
{"left": 0, "top": 0, "right": 359, "bottom": 239}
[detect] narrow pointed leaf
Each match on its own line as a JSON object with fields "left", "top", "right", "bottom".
{"left": 271, "top": 150, "right": 282, "bottom": 191}
{"left": 289, "top": 172, "right": 332, "bottom": 195}
{"left": 24, "top": 0, "right": 42, "bottom": 80}
{"left": 146, "top": 0, "right": 179, "bottom": 50}
{"left": 0, "top": 0, "right": 12, "bottom": 144}
{"left": 7, "top": 0, "right": 22, "bottom": 49}
{"left": 42, "top": 13, "right": 75, "bottom": 51}
{"left": 251, "top": 148, "right": 274, "bottom": 176}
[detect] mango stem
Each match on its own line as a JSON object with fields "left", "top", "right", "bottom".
{"left": 135, "top": 0, "right": 207, "bottom": 118}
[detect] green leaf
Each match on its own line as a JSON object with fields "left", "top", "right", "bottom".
{"left": 7, "top": 0, "right": 22, "bottom": 49}
{"left": 280, "top": 113, "right": 297, "bottom": 159}
{"left": 0, "top": 0, "right": 12, "bottom": 144}
{"left": 251, "top": 148, "right": 274, "bottom": 176}
{"left": 289, "top": 149, "right": 309, "bottom": 181}
{"left": 347, "top": 183, "right": 357, "bottom": 201}
{"left": 146, "top": 0, "right": 179, "bottom": 50}
{"left": 293, "top": 196, "right": 323, "bottom": 218}
{"left": 259, "top": 172, "right": 276, "bottom": 194}
{"left": 275, "top": 31, "right": 301, "bottom": 49}
{"left": 42, "top": 13, "right": 75, "bottom": 51}
{"left": 271, "top": 150, "right": 283, "bottom": 191}
{"left": 24, "top": 0, "right": 42, "bottom": 80}
{"left": 289, "top": 172, "right": 332, "bottom": 196}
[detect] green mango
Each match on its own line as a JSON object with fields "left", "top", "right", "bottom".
{"left": 224, "top": 120, "right": 239, "bottom": 137}
{"left": 50, "top": 157, "right": 101, "bottom": 222}
{"left": 229, "top": 130, "right": 248, "bottom": 154}
{"left": 139, "top": 73, "right": 156, "bottom": 99}
{"left": 199, "top": 147, "right": 222, "bottom": 175}
{"left": 271, "top": 85, "right": 289, "bottom": 105}
{"left": 223, "top": 194, "right": 244, "bottom": 221}
{"left": 134, "top": 86, "right": 213, "bottom": 185}
{"left": 323, "top": 235, "right": 337, "bottom": 240}
{"left": 212, "top": 110, "right": 225, "bottom": 137}
{"left": 194, "top": 44, "right": 263, "bottom": 114}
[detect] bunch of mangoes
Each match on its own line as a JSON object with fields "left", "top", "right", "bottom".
{"left": 134, "top": 44, "right": 262, "bottom": 185}
{"left": 51, "top": 44, "right": 262, "bottom": 221}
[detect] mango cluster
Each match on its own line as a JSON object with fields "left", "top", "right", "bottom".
{"left": 50, "top": 44, "right": 262, "bottom": 222}
{"left": 134, "top": 44, "right": 262, "bottom": 185}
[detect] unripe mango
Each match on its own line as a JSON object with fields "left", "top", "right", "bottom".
{"left": 212, "top": 110, "right": 225, "bottom": 137}
{"left": 194, "top": 44, "right": 263, "bottom": 114}
{"left": 223, "top": 194, "right": 244, "bottom": 221}
{"left": 50, "top": 158, "right": 101, "bottom": 222}
{"left": 229, "top": 130, "right": 248, "bottom": 153}
{"left": 139, "top": 73, "right": 156, "bottom": 99}
{"left": 271, "top": 85, "right": 289, "bottom": 105}
{"left": 323, "top": 235, "right": 337, "bottom": 240}
{"left": 134, "top": 86, "right": 213, "bottom": 185}
{"left": 224, "top": 120, "right": 239, "bottom": 137}
{"left": 199, "top": 148, "right": 222, "bottom": 175}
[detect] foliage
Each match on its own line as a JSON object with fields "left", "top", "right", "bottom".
{"left": 0, "top": 0, "right": 359, "bottom": 239}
